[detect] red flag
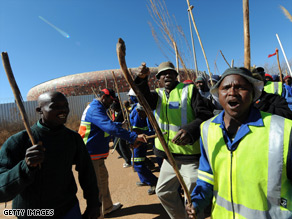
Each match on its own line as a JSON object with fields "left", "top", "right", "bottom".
{"left": 268, "top": 49, "right": 278, "bottom": 58}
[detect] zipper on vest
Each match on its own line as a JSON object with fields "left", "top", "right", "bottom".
{"left": 165, "top": 101, "right": 170, "bottom": 144}
{"left": 230, "top": 151, "right": 235, "bottom": 219}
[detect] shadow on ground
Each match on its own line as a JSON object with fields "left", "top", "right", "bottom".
{"left": 104, "top": 203, "right": 169, "bottom": 218}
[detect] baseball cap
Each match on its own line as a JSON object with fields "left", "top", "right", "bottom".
{"left": 101, "top": 88, "right": 117, "bottom": 101}
{"left": 265, "top": 73, "right": 273, "bottom": 81}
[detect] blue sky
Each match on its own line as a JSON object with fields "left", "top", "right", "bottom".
{"left": 0, "top": 0, "right": 291, "bottom": 103}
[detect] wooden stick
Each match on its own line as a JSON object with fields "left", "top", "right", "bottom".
{"left": 146, "top": 132, "right": 167, "bottom": 140}
{"left": 186, "top": 0, "right": 212, "bottom": 86}
{"left": 220, "top": 50, "right": 231, "bottom": 68}
{"left": 1, "top": 52, "right": 36, "bottom": 146}
{"left": 188, "top": 5, "right": 198, "bottom": 78}
{"left": 116, "top": 38, "right": 193, "bottom": 208}
{"left": 91, "top": 87, "right": 98, "bottom": 98}
{"left": 111, "top": 71, "right": 128, "bottom": 128}
{"left": 173, "top": 41, "right": 181, "bottom": 82}
{"left": 243, "top": 0, "right": 251, "bottom": 70}
{"left": 231, "top": 59, "right": 234, "bottom": 68}
{"left": 214, "top": 50, "right": 220, "bottom": 75}
{"left": 276, "top": 34, "right": 292, "bottom": 76}
{"left": 111, "top": 138, "right": 120, "bottom": 154}
{"left": 104, "top": 74, "right": 108, "bottom": 88}
{"left": 276, "top": 48, "right": 283, "bottom": 83}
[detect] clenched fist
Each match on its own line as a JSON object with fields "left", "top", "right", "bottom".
{"left": 137, "top": 62, "right": 150, "bottom": 79}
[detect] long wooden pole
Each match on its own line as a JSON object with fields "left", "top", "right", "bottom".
{"left": 111, "top": 71, "right": 127, "bottom": 127}
{"left": 276, "top": 49, "right": 283, "bottom": 83}
{"left": 173, "top": 41, "right": 181, "bottom": 82}
{"left": 111, "top": 71, "right": 133, "bottom": 168}
{"left": 104, "top": 74, "right": 108, "bottom": 88}
{"left": 220, "top": 50, "right": 231, "bottom": 68}
{"left": 243, "top": 0, "right": 251, "bottom": 70}
{"left": 116, "top": 38, "right": 193, "bottom": 209}
{"left": 1, "top": 52, "right": 36, "bottom": 146}
{"left": 186, "top": 0, "right": 212, "bottom": 86}
{"left": 187, "top": 5, "right": 198, "bottom": 78}
{"left": 276, "top": 33, "right": 292, "bottom": 76}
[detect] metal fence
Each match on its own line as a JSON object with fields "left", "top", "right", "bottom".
{"left": 0, "top": 93, "right": 128, "bottom": 128}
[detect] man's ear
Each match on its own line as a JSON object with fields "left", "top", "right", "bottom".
{"left": 36, "top": 107, "right": 42, "bottom": 114}
{"left": 100, "top": 94, "right": 106, "bottom": 101}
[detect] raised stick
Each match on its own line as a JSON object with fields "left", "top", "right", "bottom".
{"left": 1, "top": 52, "right": 36, "bottom": 146}
{"left": 188, "top": 5, "right": 198, "bottom": 78}
{"left": 91, "top": 87, "right": 98, "bottom": 98}
{"left": 276, "top": 34, "right": 292, "bottom": 76}
{"left": 116, "top": 38, "right": 193, "bottom": 209}
{"left": 276, "top": 48, "right": 283, "bottom": 82}
{"left": 173, "top": 41, "right": 181, "bottom": 82}
{"left": 186, "top": 0, "right": 212, "bottom": 86}
{"left": 104, "top": 74, "right": 108, "bottom": 88}
{"left": 243, "top": 0, "right": 251, "bottom": 70}
{"left": 111, "top": 71, "right": 128, "bottom": 128}
{"left": 220, "top": 50, "right": 231, "bottom": 68}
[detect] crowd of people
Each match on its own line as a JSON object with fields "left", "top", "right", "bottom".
{"left": 0, "top": 61, "right": 291, "bottom": 218}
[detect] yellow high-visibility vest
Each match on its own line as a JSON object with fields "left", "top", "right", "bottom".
{"left": 264, "top": 81, "right": 283, "bottom": 96}
{"left": 154, "top": 83, "right": 200, "bottom": 155}
{"left": 200, "top": 111, "right": 292, "bottom": 218}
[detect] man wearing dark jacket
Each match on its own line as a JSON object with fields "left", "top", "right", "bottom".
{"left": 252, "top": 70, "right": 292, "bottom": 119}
{"left": 0, "top": 91, "right": 100, "bottom": 218}
{"left": 135, "top": 61, "right": 213, "bottom": 218}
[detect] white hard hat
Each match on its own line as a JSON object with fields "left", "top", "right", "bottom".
{"left": 127, "top": 89, "right": 136, "bottom": 96}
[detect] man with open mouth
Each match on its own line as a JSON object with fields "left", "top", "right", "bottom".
{"left": 187, "top": 67, "right": 292, "bottom": 218}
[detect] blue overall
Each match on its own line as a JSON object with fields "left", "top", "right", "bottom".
{"left": 130, "top": 106, "right": 158, "bottom": 186}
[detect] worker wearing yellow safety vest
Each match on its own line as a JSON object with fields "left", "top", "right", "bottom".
{"left": 264, "top": 80, "right": 283, "bottom": 96}
{"left": 135, "top": 61, "right": 214, "bottom": 219}
{"left": 187, "top": 67, "right": 292, "bottom": 219}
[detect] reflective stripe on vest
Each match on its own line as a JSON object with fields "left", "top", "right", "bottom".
{"left": 201, "top": 112, "right": 292, "bottom": 218}
{"left": 90, "top": 153, "right": 109, "bottom": 160}
{"left": 154, "top": 83, "right": 200, "bottom": 155}
{"left": 78, "top": 121, "right": 91, "bottom": 145}
{"left": 132, "top": 126, "right": 149, "bottom": 131}
{"left": 131, "top": 157, "right": 146, "bottom": 162}
{"left": 79, "top": 121, "right": 109, "bottom": 143}
{"left": 264, "top": 81, "right": 283, "bottom": 96}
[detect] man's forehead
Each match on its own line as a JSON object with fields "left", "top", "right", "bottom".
{"left": 160, "top": 70, "right": 177, "bottom": 75}
{"left": 221, "top": 74, "right": 250, "bottom": 83}
{"left": 38, "top": 92, "right": 67, "bottom": 105}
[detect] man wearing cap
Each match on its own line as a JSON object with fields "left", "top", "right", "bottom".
{"left": 195, "top": 76, "right": 210, "bottom": 99}
{"left": 284, "top": 75, "right": 292, "bottom": 87}
{"left": 283, "top": 75, "right": 292, "bottom": 97}
{"left": 187, "top": 67, "right": 292, "bottom": 218}
{"left": 208, "top": 75, "right": 221, "bottom": 88}
{"left": 208, "top": 75, "right": 224, "bottom": 112}
{"left": 135, "top": 61, "right": 213, "bottom": 218}
{"left": 252, "top": 67, "right": 292, "bottom": 112}
{"left": 262, "top": 71, "right": 286, "bottom": 97}
{"left": 78, "top": 88, "right": 148, "bottom": 217}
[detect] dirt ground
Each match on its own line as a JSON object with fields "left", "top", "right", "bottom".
{"left": 0, "top": 146, "right": 170, "bottom": 219}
